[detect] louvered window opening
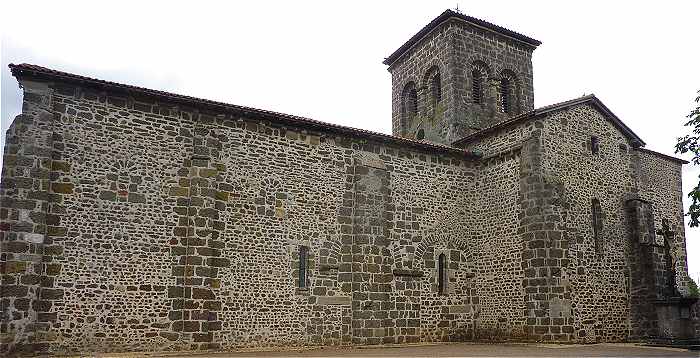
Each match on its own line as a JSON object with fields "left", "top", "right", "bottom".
{"left": 472, "top": 70, "right": 483, "bottom": 104}
{"left": 407, "top": 87, "right": 418, "bottom": 118}
{"left": 432, "top": 73, "right": 442, "bottom": 103}
{"left": 500, "top": 78, "right": 511, "bottom": 114}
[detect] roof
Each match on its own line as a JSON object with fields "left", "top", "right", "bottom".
{"left": 8, "top": 63, "right": 479, "bottom": 159}
{"left": 637, "top": 148, "right": 689, "bottom": 164}
{"left": 452, "top": 94, "right": 647, "bottom": 147}
{"left": 383, "top": 9, "right": 541, "bottom": 67}
{"left": 453, "top": 95, "right": 689, "bottom": 164}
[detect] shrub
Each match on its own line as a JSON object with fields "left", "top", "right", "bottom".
{"left": 688, "top": 277, "right": 699, "bottom": 298}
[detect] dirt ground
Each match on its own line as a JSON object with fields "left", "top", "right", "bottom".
{"left": 88, "top": 343, "right": 698, "bottom": 358}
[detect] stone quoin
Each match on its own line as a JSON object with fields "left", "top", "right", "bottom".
{"left": 1, "top": 9, "right": 698, "bottom": 355}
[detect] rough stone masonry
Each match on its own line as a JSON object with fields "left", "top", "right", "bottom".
{"left": 1, "top": 9, "right": 698, "bottom": 356}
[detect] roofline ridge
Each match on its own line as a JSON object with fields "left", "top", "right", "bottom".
{"left": 8, "top": 63, "right": 480, "bottom": 159}
{"left": 451, "top": 94, "right": 646, "bottom": 147}
{"left": 636, "top": 147, "right": 689, "bottom": 164}
{"left": 383, "top": 9, "right": 541, "bottom": 67}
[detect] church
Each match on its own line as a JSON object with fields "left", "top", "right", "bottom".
{"left": 1, "top": 9, "right": 698, "bottom": 355}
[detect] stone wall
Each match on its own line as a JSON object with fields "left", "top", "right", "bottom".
{"left": 3, "top": 76, "right": 516, "bottom": 354}
{"left": 460, "top": 102, "right": 694, "bottom": 343}
{"left": 0, "top": 80, "right": 59, "bottom": 354}
{"left": 1, "top": 71, "right": 695, "bottom": 354}
{"left": 636, "top": 150, "right": 689, "bottom": 296}
{"left": 538, "top": 104, "right": 638, "bottom": 342}
{"left": 467, "top": 154, "right": 524, "bottom": 340}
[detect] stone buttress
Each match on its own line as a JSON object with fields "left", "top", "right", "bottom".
{"left": 0, "top": 80, "right": 66, "bottom": 354}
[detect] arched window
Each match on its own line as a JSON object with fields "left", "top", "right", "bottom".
{"left": 402, "top": 82, "right": 418, "bottom": 119}
{"left": 416, "top": 128, "right": 425, "bottom": 140}
{"left": 431, "top": 72, "right": 441, "bottom": 104}
{"left": 500, "top": 77, "right": 511, "bottom": 114}
{"left": 499, "top": 70, "right": 519, "bottom": 115}
{"left": 438, "top": 253, "right": 447, "bottom": 295}
{"left": 471, "top": 61, "right": 490, "bottom": 105}
{"left": 472, "top": 69, "right": 483, "bottom": 104}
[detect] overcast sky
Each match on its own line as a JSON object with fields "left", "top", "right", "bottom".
{"left": 1, "top": 1, "right": 699, "bottom": 279}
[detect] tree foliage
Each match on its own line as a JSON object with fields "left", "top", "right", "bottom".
{"left": 675, "top": 90, "right": 700, "bottom": 227}
{"left": 689, "top": 277, "right": 699, "bottom": 298}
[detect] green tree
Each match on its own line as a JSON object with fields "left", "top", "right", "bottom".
{"left": 689, "top": 277, "right": 699, "bottom": 298}
{"left": 675, "top": 90, "right": 700, "bottom": 226}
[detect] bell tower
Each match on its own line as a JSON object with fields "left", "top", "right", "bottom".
{"left": 384, "top": 10, "right": 541, "bottom": 144}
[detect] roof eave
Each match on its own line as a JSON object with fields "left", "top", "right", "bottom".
{"left": 636, "top": 148, "right": 689, "bottom": 165}
{"left": 452, "top": 95, "right": 646, "bottom": 147}
{"left": 9, "top": 63, "right": 481, "bottom": 160}
{"left": 383, "top": 10, "right": 541, "bottom": 68}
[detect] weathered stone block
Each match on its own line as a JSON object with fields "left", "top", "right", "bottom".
{"left": 20, "top": 274, "right": 40, "bottom": 285}
{"left": 46, "top": 226, "right": 67, "bottom": 236}
{"left": 50, "top": 161, "right": 71, "bottom": 173}
{"left": 170, "top": 187, "right": 189, "bottom": 197}
{"left": 193, "top": 332, "right": 213, "bottom": 342}
{"left": 51, "top": 182, "right": 74, "bottom": 194}
{"left": 168, "top": 286, "right": 185, "bottom": 298}
{"left": 32, "top": 300, "right": 52, "bottom": 312}
{"left": 199, "top": 168, "right": 217, "bottom": 178}
{"left": 317, "top": 296, "right": 351, "bottom": 305}
{"left": 45, "top": 264, "right": 61, "bottom": 276}
{"left": 206, "top": 257, "right": 230, "bottom": 267}
{"left": 4, "top": 241, "right": 29, "bottom": 253}
{"left": 3, "top": 261, "right": 28, "bottom": 274}
{"left": 1, "top": 285, "right": 29, "bottom": 297}
{"left": 172, "top": 320, "right": 200, "bottom": 332}
{"left": 192, "top": 288, "right": 215, "bottom": 300}
{"left": 98, "top": 190, "right": 116, "bottom": 201}
{"left": 160, "top": 332, "right": 179, "bottom": 341}
{"left": 127, "top": 193, "right": 146, "bottom": 203}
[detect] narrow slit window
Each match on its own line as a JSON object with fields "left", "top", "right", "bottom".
{"left": 299, "top": 246, "right": 308, "bottom": 289}
{"left": 591, "top": 136, "right": 600, "bottom": 154}
{"left": 472, "top": 69, "right": 483, "bottom": 104}
{"left": 438, "top": 253, "right": 447, "bottom": 295}
{"left": 591, "top": 198, "right": 603, "bottom": 255}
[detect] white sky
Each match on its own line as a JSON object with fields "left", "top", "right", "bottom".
{"left": 1, "top": 1, "right": 699, "bottom": 279}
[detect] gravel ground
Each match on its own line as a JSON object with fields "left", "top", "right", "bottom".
{"left": 86, "top": 343, "right": 698, "bottom": 358}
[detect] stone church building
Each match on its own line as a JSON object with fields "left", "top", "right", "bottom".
{"left": 1, "top": 9, "right": 698, "bottom": 355}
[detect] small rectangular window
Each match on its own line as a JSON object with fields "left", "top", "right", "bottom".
{"left": 298, "top": 246, "right": 308, "bottom": 289}
{"left": 591, "top": 136, "right": 600, "bottom": 154}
